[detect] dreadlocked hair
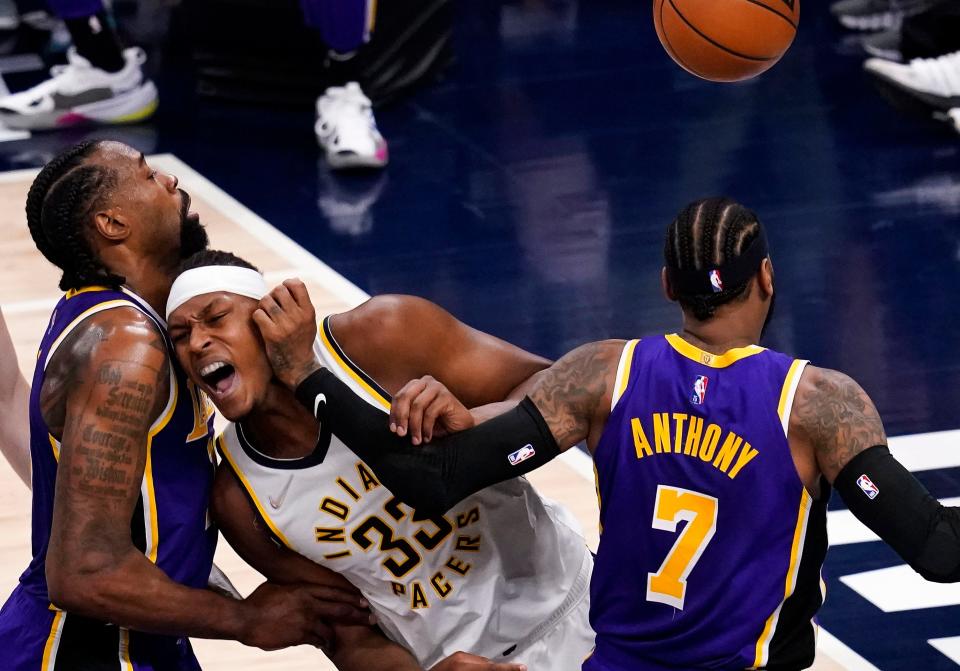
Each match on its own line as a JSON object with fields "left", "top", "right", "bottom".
{"left": 178, "top": 249, "right": 260, "bottom": 274}
{"left": 664, "top": 196, "right": 762, "bottom": 321}
{"left": 26, "top": 140, "right": 123, "bottom": 291}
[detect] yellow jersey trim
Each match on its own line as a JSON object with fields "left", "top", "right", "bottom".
{"left": 48, "top": 434, "right": 60, "bottom": 463}
{"left": 65, "top": 285, "right": 111, "bottom": 299}
{"left": 777, "top": 360, "right": 808, "bottom": 437}
{"left": 752, "top": 489, "right": 812, "bottom": 668}
{"left": 43, "top": 299, "right": 137, "bottom": 370}
{"left": 41, "top": 609, "right": 65, "bottom": 671}
{"left": 664, "top": 334, "right": 765, "bottom": 369}
{"left": 142, "top": 368, "right": 178, "bottom": 564}
{"left": 367, "top": 0, "right": 378, "bottom": 32}
{"left": 217, "top": 434, "right": 296, "bottom": 550}
{"left": 119, "top": 628, "right": 134, "bottom": 671}
{"left": 611, "top": 339, "right": 640, "bottom": 411}
{"left": 318, "top": 322, "right": 391, "bottom": 410}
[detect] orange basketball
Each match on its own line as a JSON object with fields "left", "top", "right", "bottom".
{"left": 653, "top": 0, "right": 800, "bottom": 82}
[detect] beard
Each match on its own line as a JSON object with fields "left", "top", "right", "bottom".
{"left": 760, "top": 290, "right": 776, "bottom": 342}
{"left": 178, "top": 188, "right": 209, "bottom": 259}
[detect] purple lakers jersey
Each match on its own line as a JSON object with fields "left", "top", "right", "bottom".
{"left": 0, "top": 286, "right": 217, "bottom": 671}
{"left": 585, "top": 335, "right": 828, "bottom": 671}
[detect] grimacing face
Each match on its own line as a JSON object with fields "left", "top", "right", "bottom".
{"left": 168, "top": 292, "right": 274, "bottom": 422}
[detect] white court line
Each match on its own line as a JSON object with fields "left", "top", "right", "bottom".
{"left": 929, "top": 637, "right": 960, "bottom": 665}
{"left": 829, "top": 496, "right": 960, "bottom": 546}
{"left": 840, "top": 565, "right": 960, "bottom": 612}
{"left": 817, "top": 628, "right": 881, "bottom": 671}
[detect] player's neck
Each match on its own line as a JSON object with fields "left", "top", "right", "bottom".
{"left": 242, "top": 383, "right": 319, "bottom": 458}
{"left": 678, "top": 315, "right": 761, "bottom": 355}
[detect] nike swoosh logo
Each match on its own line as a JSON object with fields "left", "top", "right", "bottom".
{"left": 314, "top": 393, "right": 327, "bottom": 417}
{"left": 268, "top": 475, "right": 294, "bottom": 510}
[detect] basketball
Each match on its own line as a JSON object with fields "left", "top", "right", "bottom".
{"left": 653, "top": 0, "right": 800, "bottom": 82}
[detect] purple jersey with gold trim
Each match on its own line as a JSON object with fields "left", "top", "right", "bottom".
{"left": 0, "top": 286, "right": 217, "bottom": 671}
{"left": 584, "top": 336, "right": 828, "bottom": 671}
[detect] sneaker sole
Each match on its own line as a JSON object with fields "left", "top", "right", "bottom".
{"left": 867, "top": 70, "right": 960, "bottom": 117}
{"left": 0, "top": 80, "right": 158, "bottom": 130}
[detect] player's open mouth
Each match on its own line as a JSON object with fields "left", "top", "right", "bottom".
{"left": 199, "top": 360, "right": 237, "bottom": 398}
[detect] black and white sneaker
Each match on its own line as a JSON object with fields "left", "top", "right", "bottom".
{"left": 830, "top": 0, "right": 938, "bottom": 31}
{"left": 865, "top": 50, "right": 960, "bottom": 111}
{"left": 0, "top": 46, "right": 157, "bottom": 130}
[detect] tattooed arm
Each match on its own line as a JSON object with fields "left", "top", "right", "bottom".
{"left": 44, "top": 308, "right": 367, "bottom": 648}
{"left": 0, "top": 306, "right": 30, "bottom": 487}
{"left": 789, "top": 365, "right": 888, "bottom": 484}
{"left": 792, "top": 366, "right": 960, "bottom": 582}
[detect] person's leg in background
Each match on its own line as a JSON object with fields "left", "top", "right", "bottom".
{"left": 303, "top": 0, "right": 388, "bottom": 169}
{"left": 0, "top": 0, "right": 156, "bottom": 130}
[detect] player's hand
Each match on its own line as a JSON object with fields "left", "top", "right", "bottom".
{"left": 390, "top": 376, "right": 475, "bottom": 445}
{"left": 252, "top": 279, "right": 323, "bottom": 389}
{"left": 429, "top": 651, "right": 527, "bottom": 671}
{"left": 239, "top": 581, "right": 373, "bottom": 652}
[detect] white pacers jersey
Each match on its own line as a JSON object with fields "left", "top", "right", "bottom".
{"left": 218, "top": 317, "right": 593, "bottom": 668}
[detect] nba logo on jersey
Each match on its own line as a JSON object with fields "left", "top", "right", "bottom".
{"left": 856, "top": 474, "right": 880, "bottom": 499}
{"left": 691, "top": 375, "right": 709, "bottom": 405}
{"left": 508, "top": 444, "right": 536, "bottom": 466}
{"left": 709, "top": 269, "right": 723, "bottom": 292}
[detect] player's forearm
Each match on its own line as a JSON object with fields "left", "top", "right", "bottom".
{"left": 49, "top": 548, "right": 251, "bottom": 639}
{"left": 0, "top": 306, "right": 31, "bottom": 487}
{"left": 331, "top": 625, "right": 421, "bottom": 670}
{"left": 0, "top": 372, "right": 30, "bottom": 487}
{"left": 295, "top": 368, "right": 560, "bottom": 515}
{"left": 835, "top": 445, "right": 960, "bottom": 582}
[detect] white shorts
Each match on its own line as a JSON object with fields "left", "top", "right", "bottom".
{"left": 506, "top": 556, "right": 595, "bottom": 671}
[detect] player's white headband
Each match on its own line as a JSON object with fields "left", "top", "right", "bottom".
{"left": 165, "top": 266, "right": 268, "bottom": 320}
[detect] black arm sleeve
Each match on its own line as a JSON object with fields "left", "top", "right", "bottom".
{"left": 835, "top": 445, "right": 960, "bottom": 582}
{"left": 294, "top": 368, "right": 561, "bottom": 516}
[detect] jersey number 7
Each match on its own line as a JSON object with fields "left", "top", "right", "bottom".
{"left": 646, "top": 485, "right": 718, "bottom": 610}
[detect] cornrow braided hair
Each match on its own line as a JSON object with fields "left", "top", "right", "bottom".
{"left": 26, "top": 140, "right": 124, "bottom": 291}
{"left": 664, "top": 196, "right": 762, "bottom": 321}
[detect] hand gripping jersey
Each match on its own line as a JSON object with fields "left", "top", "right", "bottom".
{"left": 0, "top": 287, "right": 217, "bottom": 671}
{"left": 217, "top": 317, "right": 594, "bottom": 669}
{"left": 585, "top": 336, "right": 829, "bottom": 671}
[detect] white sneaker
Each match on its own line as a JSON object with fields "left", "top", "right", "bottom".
{"left": 945, "top": 109, "right": 960, "bottom": 134}
{"left": 0, "top": 46, "right": 158, "bottom": 130}
{"left": 315, "top": 82, "right": 388, "bottom": 170}
{"left": 864, "top": 50, "right": 960, "bottom": 111}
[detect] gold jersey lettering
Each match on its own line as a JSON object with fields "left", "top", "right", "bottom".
{"left": 357, "top": 462, "right": 380, "bottom": 491}
{"left": 430, "top": 572, "right": 452, "bottom": 599}
{"left": 456, "top": 507, "right": 480, "bottom": 529}
{"left": 411, "top": 582, "right": 429, "bottom": 609}
{"left": 446, "top": 556, "right": 472, "bottom": 576}
{"left": 653, "top": 413, "right": 672, "bottom": 453}
{"left": 320, "top": 497, "right": 350, "bottom": 521}
{"left": 684, "top": 416, "right": 703, "bottom": 456}
{"left": 712, "top": 432, "right": 743, "bottom": 473}
{"left": 315, "top": 527, "right": 346, "bottom": 543}
{"left": 455, "top": 535, "right": 481, "bottom": 552}
{"left": 698, "top": 424, "right": 722, "bottom": 461}
{"left": 672, "top": 413, "right": 688, "bottom": 454}
{"left": 336, "top": 477, "right": 361, "bottom": 501}
{"left": 632, "top": 417, "right": 653, "bottom": 458}
{"left": 391, "top": 582, "right": 406, "bottom": 596}
{"left": 727, "top": 442, "right": 759, "bottom": 479}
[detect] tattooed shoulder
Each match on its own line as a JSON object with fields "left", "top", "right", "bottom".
{"left": 529, "top": 339, "right": 625, "bottom": 448}
{"left": 791, "top": 365, "right": 887, "bottom": 481}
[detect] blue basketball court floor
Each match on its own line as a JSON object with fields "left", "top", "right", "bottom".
{"left": 0, "top": 1, "right": 958, "bottom": 668}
